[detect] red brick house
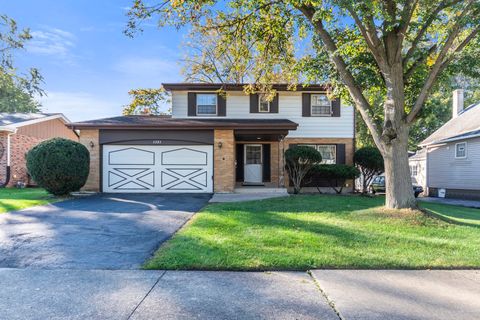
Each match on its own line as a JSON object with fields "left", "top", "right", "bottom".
{"left": 0, "top": 113, "right": 78, "bottom": 187}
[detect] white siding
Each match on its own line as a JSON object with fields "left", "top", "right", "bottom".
{"left": 427, "top": 137, "right": 480, "bottom": 190}
{"left": 171, "top": 91, "right": 354, "bottom": 138}
{"left": 409, "top": 158, "right": 426, "bottom": 189}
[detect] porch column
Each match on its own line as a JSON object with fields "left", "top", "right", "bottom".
{"left": 214, "top": 129, "right": 235, "bottom": 193}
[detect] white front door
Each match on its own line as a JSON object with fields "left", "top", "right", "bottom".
{"left": 244, "top": 144, "right": 263, "bottom": 184}
{"left": 102, "top": 145, "right": 213, "bottom": 193}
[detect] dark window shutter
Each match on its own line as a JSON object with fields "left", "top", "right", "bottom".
{"left": 270, "top": 93, "right": 279, "bottom": 113}
{"left": 236, "top": 144, "right": 244, "bottom": 182}
{"left": 336, "top": 144, "right": 346, "bottom": 164}
{"left": 332, "top": 97, "right": 341, "bottom": 117}
{"left": 250, "top": 94, "right": 259, "bottom": 113}
{"left": 217, "top": 94, "right": 226, "bottom": 116}
{"left": 263, "top": 144, "right": 271, "bottom": 182}
{"left": 187, "top": 92, "right": 196, "bottom": 116}
{"left": 302, "top": 93, "right": 311, "bottom": 117}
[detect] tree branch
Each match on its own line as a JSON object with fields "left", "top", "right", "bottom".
{"left": 403, "top": 0, "right": 463, "bottom": 64}
{"left": 406, "top": 0, "right": 476, "bottom": 123}
{"left": 296, "top": 4, "right": 384, "bottom": 152}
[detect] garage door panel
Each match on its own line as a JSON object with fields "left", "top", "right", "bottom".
{"left": 161, "top": 147, "right": 208, "bottom": 165}
{"left": 108, "top": 147, "right": 155, "bottom": 165}
{"left": 103, "top": 145, "right": 212, "bottom": 193}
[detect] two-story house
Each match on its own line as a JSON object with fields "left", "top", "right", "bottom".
{"left": 69, "top": 83, "right": 355, "bottom": 193}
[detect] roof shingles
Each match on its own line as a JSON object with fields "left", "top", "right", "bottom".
{"left": 420, "top": 103, "right": 480, "bottom": 146}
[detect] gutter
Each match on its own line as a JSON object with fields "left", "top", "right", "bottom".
{"left": 0, "top": 128, "right": 16, "bottom": 188}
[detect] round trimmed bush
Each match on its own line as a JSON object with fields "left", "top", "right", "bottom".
{"left": 26, "top": 138, "right": 90, "bottom": 195}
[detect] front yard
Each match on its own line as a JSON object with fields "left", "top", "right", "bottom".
{"left": 0, "top": 188, "right": 58, "bottom": 213}
{"left": 144, "top": 195, "right": 480, "bottom": 270}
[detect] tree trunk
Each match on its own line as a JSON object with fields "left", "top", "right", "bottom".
{"left": 382, "top": 128, "right": 416, "bottom": 209}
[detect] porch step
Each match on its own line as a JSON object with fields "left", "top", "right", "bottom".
{"left": 234, "top": 187, "right": 289, "bottom": 195}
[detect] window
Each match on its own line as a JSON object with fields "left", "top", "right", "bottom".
{"left": 301, "top": 144, "right": 336, "bottom": 164}
{"left": 410, "top": 164, "right": 418, "bottom": 177}
{"left": 455, "top": 142, "right": 467, "bottom": 158}
{"left": 258, "top": 94, "right": 270, "bottom": 112}
{"left": 311, "top": 94, "right": 331, "bottom": 116}
{"left": 317, "top": 145, "right": 336, "bottom": 164}
{"left": 196, "top": 93, "right": 217, "bottom": 115}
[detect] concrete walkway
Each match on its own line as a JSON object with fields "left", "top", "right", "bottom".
{"left": 1, "top": 269, "right": 479, "bottom": 320}
{"left": 420, "top": 196, "right": 480, "bottom": 209}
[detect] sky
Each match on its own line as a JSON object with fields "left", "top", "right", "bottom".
{"left": 2, "top": 0, "right": 186, "bottom": 121}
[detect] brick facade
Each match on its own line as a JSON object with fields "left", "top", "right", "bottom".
{"left": 214, "top": 129, "right": 235, "bottom": 192}
{"left": 79, "top": 130, "right": 100, "bottom": 192}
{"left": 0, "top": 132, "right": 57, "bottom": 187}
{"left": 283, "top": 137, "right": 355, "bottom": 192}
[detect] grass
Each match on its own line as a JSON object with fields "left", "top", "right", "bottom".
{"left": 0, "top": 187, "right": 59, "bottom": 213}
{"left": 144, "top": 194, "right": 480, "bottom": 270}
{"left": 419, "top": 201, "right": 480, "bottom": 226}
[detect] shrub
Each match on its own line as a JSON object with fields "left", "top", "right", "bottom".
{"left": 26, "top": 138, "right": 90, "bottom": 195}
{"left": 354, "top": 146, "right": 384, "bottom": 193}
{"left": 313, "top": 164, "right": 360, "bottom": 194}
{"left": 285, "top": 145, "right": 322, "bottom": 194}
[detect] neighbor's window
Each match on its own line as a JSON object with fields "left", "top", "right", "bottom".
{"left": 311, "top": 94, "right": 331, "bottom": 116}
{"left": 258, "top": 94, "right": 270, "bottom": 112}
{"left": 410, "top": 164, "right": 418, "bottom": 177}
{"left": 196, "top": 93, "right": 217, "bottom": 115}
{"left": 455, "top": 142, "right": 467, "bottom": 158}
{"left": 302, "top": 144, "right": 336, "bottom": 164}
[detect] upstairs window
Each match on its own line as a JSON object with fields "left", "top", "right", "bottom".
{"left": 455, "top": 142, "right": 467, "bottom": 158}
{"left": 196, "top": 93, "right": 217, "bottom": 115}
{"left": 258, "top": 94, "right": 270, "bottom": 112}
{"left": 311, "top": 94, "right": 331, "bottom": 116}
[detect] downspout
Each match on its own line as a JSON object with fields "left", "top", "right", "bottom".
{"left": 0, "top": 130, "right": 15, "bottom": 188}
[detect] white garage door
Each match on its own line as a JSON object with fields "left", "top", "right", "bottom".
{"left": 102, "top": 145, "right": 213, "bottom": 193}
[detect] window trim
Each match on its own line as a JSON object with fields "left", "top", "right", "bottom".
{"left": 300, "top": 144, "right": 337, "bottom": 164}
{"left": 196, "top": 93, "right": 218, "bottom": 116}
{"left": 258, "top": 93, "right": 270, "bottom": 113}
{"left": 455, "top": 142, "right": 467, "bottom": 159}
{"left": 310, "top": 94, "right": 332, "bottom": 117}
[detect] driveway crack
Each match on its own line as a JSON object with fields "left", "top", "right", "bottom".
{"left": 127, "top": 270, "right": 166, "bottom": 320}
{"left": 307, "top": 270, "right": 344, "bottom": 320}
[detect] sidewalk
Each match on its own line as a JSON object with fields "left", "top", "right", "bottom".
{"left": 420, "top": 196, "right": 480, "bottom": 208}
{"left": 1, "top": 269, "right": 479, "bottom": 319}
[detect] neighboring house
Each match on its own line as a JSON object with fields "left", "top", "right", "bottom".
{"left": 68, "top": 83, "right": 355, "bottom": 194}
{"left": 0, "top": 113, "right": 78, "bottom": 187}
{"left": 408, "top": 148, "right": 426, "bottom": 191}
{"left": 414, "top": 89, "right": 480, "bottom": 200}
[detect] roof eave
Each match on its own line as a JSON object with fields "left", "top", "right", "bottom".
{"left": 420, "top": 132, "right": 480, "bottom": 147}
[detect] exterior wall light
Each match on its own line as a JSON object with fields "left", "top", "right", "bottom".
{"left": 217, "top": 142, "right": 223, "bottom": 149}
{"left": 89, "top": 141, "right": 95, "bottom": 148}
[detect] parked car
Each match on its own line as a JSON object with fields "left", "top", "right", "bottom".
{"left": 369, "top": 176, "right": 424, "bottom": 198}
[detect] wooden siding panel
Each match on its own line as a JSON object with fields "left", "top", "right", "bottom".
{"left": 16, "top": 118, "right": 78, "bottom": 141}
{"left": 427, "top": 137, "right": 480, "bottom": 190}
{"left": 171, "top": 91, "right": 354, "bottom": 138}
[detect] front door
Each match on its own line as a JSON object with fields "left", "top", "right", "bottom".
{"left": 244, "top": 144, "right": 263, "bottom": 184}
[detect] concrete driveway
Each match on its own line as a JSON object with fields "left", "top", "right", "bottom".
{"left": 0, "top": 193, "right": 210, "bottom": 269}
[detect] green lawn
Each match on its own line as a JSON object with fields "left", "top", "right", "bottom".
{"left": 0, "top": 188, "right": 58, "bottom": 213}
{"left": 144, "top": 195, "right": 480, "bottom": 270}
{"left": 419, "top": 201, "right": 480, "bottom": 226}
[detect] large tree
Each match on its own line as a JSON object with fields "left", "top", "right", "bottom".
{"left": 126, "top": 0, "right": 480, "bottom": 209}
{"left": 0, "top": 14, "right": 43, "bottom": 112}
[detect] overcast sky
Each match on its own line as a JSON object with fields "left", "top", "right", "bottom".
{"left": 3, "top": 0, "right": 185, "bottom": 121}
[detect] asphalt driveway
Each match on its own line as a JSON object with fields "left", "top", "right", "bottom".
{"left": 0, "top": 193, "right": 210, "bottom": 269}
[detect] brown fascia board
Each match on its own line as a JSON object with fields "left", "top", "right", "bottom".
{"left": 67, "top": 122, "right": 298, "bottom": 131}
{"left": 162, "top": 83, "right": 330, "bottom": 92}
